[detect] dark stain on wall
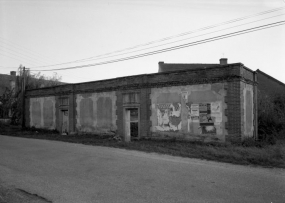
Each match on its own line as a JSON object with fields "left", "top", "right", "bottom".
{"left": 43, "top": 100, "right": 54, "bottom": 128}
{"left": 32, "top": 101, "right": 41, "bottom": 127}
{"left": 97, "top": 97, "right": 112, "bottom": 128}
{"left": 80, "top": 98, "right": 94, "bottom": 127}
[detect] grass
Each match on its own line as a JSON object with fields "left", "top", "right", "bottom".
{"left": 1, "top": 123, "right": 285, "bottom": 168}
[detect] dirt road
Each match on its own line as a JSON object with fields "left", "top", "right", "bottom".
{"left": 0, "top": 135, "right": 284, "bottom": 203}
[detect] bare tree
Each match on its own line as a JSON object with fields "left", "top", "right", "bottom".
{"left": 1, "top": 66, "right": 63, "bottom": 125}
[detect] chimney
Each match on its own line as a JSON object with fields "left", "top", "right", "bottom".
{"left": 219, "top": 58, "right": 228, "bottom": 65}
{"left": 10, "top": 71, "right": 16, "bottom": 76}
{"left": 158, "top": 61, "right": 164, "bottom": 72}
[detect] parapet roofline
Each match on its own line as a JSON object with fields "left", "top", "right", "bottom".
{"left": 158, "top": 62, "right": 246, "bottom": 72}
{"left": 26, "top": 62, "right": 244, "bottom": 92}
{"left": 256, "top": 69, "right": 285, "bottom": 87}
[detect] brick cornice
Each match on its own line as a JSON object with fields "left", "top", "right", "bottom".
{"left": 25, "top": 75, "right": 250, "bottom": 98}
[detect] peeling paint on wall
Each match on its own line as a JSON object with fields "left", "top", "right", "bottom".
{"left": 30, "top": 97, "right": 56, "bottom": 129}
{"left": 185, "top": 102, "right": 222, "bottom": 135}
{"left": 151, "top": 84, "right": 226, "bottom": 142}
{"left": 156, "top": 103, "right": 181, "bottom": 131}
{"left": 76, "top": 92, "right": 117, "bottom": 133}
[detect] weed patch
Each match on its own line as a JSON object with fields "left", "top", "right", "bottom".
{"left": 1, "top": 125, "right": 285, "bottom": 168}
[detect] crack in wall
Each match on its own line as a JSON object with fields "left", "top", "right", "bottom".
{"left": 16, "top": 188, "right": 52, "bottom": 203}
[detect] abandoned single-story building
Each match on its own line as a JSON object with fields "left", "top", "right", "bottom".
{"left": 25, "top": 58, "right": 282, "bottom": 143}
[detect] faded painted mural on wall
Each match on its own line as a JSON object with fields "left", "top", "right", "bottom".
{"left": 151, "top": 84, "right": 226, "bottom": 141}
{"left": 156, "top": 103, "right": 181, "bottom": 131}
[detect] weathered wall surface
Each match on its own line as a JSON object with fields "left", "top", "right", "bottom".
{"left": 25, "top": 63, "right": 257, "bottom": 143}
{"left": 75, "top": 92, "right": 117, "bottom": 133}
{"left": 242, "top": 83, "right": 254, "bottom": 139}
{"left": 29, "top": 96, "right": 56, "bottom": 129}
{"left": 150, "top": 83, "right": 226, "bottom": 142}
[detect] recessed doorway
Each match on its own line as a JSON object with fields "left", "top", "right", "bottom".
{"left": 124, "top": 108, "right": 139, "bottom": 141}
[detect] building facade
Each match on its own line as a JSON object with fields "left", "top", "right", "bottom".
{"left": 25, "top": 61, "right": 258, "bottom": 143}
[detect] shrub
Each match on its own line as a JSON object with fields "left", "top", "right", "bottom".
{"left": 258, "top": 92, "right": 285, "bottom": 142}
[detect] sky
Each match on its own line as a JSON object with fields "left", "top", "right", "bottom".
{"left": 0, "top": 0, "right": 285, "bottom": 84}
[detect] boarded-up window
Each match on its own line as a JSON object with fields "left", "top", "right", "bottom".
{"left": 123, "top": 93, "right": 140, "bottom": 104}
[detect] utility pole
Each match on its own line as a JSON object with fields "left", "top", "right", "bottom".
{"left": 21, "top": 66, "right": 26, "bottom": 129}
{"left": 253, "top": 71, "right": 258, "bottom": 140}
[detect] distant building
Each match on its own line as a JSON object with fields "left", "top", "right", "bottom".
{"left": 0, "top": 71, "right": 17, "bottom": 96}
{"left": 0, "top": 70, "right": 66, "bottom": 119}
{"left": 255, "top": 69, "right": 285, "bottom": 97}
{"left": 0, "top": 71, "right": 17, "bottom": 118}
{"left": 158, "top": 58, "right": 285, "bottom": 100}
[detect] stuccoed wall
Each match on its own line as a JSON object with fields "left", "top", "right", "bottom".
{"left": 242, "top": 82, "right": 254, "bottom": 139}
{"left": 29, "top": 96, "right": 56, "bottom": 129}
{"left": 75, "top": 91, "right": 117, "bottom": 134}
{"left": 150, "top": 83, "right": 227, "bottom": 142}
{"left": 25, "top": 63, "right": 257, "bottom": 143}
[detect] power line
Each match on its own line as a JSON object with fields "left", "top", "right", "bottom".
{"left": 30, "top": 20, "right": 285, "bottom": 72}
{"left": 0, "top": 64, "right": 19, "bottom": 69}
{"left": 0, "top": 37, "right": 56, "bottom": 64}
{"left": 45, "top": 13, "right": 285, "bottom": 65}
{"left": 28, "top": 6, "right": 285, "bottom": 68}
{"left": 0, "top": 46, "right": 51, "bottom": 66}
{"left": 0, "top": 52, "right": 38, "bottom": 67}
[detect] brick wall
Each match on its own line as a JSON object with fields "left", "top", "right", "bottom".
{"left": 241, "top": 66, "right": 254, "bottom": 82}
{"left": 257, "top": 69, "right": 285, "bottom": 97}
{"left": 225, "top": 81, "right": 242, "bottom": 143}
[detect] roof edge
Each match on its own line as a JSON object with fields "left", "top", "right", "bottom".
{"left": 256, "top": 69, "right": 285, "bottom": 87}
{"left": 26, "top": 63, "right": 243, "bottom": 92}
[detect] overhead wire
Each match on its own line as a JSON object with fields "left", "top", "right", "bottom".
{"left": 0, "top": 36, "right": 57, "bottom": 63}
{"left": 41, "top": 13, "right": 285, "bottom": 65}
{"left": 30, "top": 20, "right": 285, "bottom": 72}
{"left": 28, "top": 6, "right": 285, "bottom": 68}
{"left": 0, "top": 52, "right": 39, "bottom": 67}
{"left": 0, "top": 46, "right": 51, "bottom": 66}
